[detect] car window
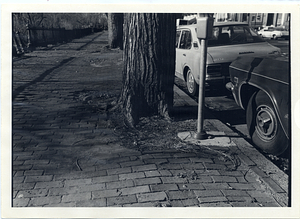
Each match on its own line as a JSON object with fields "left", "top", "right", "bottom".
{"left": 231, "top": 26, "right": 254, "bottom": 43}
{"left": 274, "top": 27, "right": 288, "bottom": 31}
{"left": 176, "top": 30, "right": 181, "bottom": 48}
{"left": 265, "top": 27, "right": 275, "bottom": 31}
{"left": 208, "top": 25, "right": 264, "bottom": 46}
{"left": 179, "top": 30, "right": 192, "bottom": 49}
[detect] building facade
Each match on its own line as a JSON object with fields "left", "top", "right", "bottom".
{"left": 183, "top": 13, "right": 290, "bottom": 30}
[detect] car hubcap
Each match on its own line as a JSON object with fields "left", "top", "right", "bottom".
{"left": 187, "top": 72, "right": 194, "bottom": 93}
{"left": 255, "top": 105, "right": 277, "bottom": 141}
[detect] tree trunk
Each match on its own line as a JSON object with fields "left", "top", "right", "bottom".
{"left": 107, "top": 13, "right": 123, "bottom": 49}
{"left": 119, "top": 13, "right": 177, "bottom": 127}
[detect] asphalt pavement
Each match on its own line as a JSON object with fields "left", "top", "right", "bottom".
{"left": 11, "top": 30, "right": 289, "bottom": 209}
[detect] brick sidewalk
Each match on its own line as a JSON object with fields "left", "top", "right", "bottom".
{"left": 11, "top": 31, "right": 288, "bottom": 208}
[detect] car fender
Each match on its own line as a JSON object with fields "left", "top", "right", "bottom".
{"left": 232, "top": 58, "right": 290, "bottom": 139}
{"left": 182, "top": 52, "right": 202, "bottom": 84}
{"left": 240, "top": 82, "right": 287, "bottom": 134}
{"left": 182, "top": 63, "right": 195, "bottom": 82}
{"left": 274, "top": 31, "right": 283, "bottom": 37}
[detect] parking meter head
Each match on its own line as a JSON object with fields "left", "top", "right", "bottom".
{"left": 196, "top": 17, "right": 214, "bottom": 39}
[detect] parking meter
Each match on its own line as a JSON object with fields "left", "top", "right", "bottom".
{"left": 196, "top": 17, "right": 214, "bottom": 39}
{"left": 195, "top": 17, "right": 214, "bottom": 140}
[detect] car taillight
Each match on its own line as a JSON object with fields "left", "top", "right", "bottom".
{"left": 207, "top": 65, "right": 222, "bottom": 77}
{"left": 206, "top": 63, "right": 230, "bottom": 78}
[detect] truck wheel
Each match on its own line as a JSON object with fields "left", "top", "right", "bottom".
{"left": 186, "top": 69, "right": 199, "bottom": 96}
{"left": 246, "top": 91, "right": 288, "bottom": 155}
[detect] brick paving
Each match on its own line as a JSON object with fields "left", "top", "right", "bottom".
{"left": 10, "top": 31, "right": 289, "bottom": 208}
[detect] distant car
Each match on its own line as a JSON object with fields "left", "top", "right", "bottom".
{"left": 257, "top": 26, "right": 289, "bottom": 40}
{"left": 226, "top": 56, "right": 290, "bottom": 156}
{"left": 175, "top": 20, "right": 281, "bottom": 96}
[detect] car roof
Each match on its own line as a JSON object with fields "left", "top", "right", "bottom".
{"left": 177, "top": 21, "right": 248, "bottom": 29}
{"left": 214, "top": 21, "right": 248, "bottom": 26}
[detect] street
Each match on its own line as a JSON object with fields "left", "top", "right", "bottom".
{"left": 266, "top": 38, "right": 289, "bottom": 54}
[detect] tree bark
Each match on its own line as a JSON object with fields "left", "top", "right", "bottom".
{"left": 119, "top": 13, "right": 177, "bottom": 127}
{"left": 107, "top": 13, "right": 123, "bottom": 49}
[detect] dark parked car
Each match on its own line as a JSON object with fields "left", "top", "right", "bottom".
{"left": 226, "top": 56, "right": 290, "bottom": 155}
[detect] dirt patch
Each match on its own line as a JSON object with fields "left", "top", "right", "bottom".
{"left": 75, "top": 88, "right": 199, "bottom": 152}
{"left": 112, "top": 113, "right": 197, "bottom": 152}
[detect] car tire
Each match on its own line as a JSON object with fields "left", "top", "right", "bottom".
{"left": 246, "top": 91, "right": 288, "bottom": 155}
{"left": 186, "top": 69, "right": 199, "bottom": 96}
{"left": 272, "top": 34, "right": 277, "bottom": 40}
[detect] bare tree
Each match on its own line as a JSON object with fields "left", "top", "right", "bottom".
{"left": 118, "top": 13, "right": 177, "bottom": 127}
{"left": 13, "top": 13, "right": 106, "bottom": 30}
{"left": 107, "top": 13, "right": 123, "bottom": 49}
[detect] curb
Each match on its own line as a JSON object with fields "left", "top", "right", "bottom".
{"left": 173, "top": 85, "right": 289, "bottom": 207}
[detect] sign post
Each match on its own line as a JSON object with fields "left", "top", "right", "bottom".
{"left": 194, "top": 17, "right": 214, "bottom": 140}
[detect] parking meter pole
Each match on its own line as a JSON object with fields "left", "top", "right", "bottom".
{"left": 195, "top": 38, "right": 208, "bottom": 140}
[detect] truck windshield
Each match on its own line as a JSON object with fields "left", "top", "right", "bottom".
{"left": 207, "top": 25, "right": 265, "bottom": 46}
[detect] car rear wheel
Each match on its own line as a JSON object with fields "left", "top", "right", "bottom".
{"left": 186, "top": 69, "right": 198, "bottom": 96}
{"left": 272, "top": 34, "right": 277, "bottom": 40}
{"left": 246, "top": 91, "right": 288, "bottom": 155}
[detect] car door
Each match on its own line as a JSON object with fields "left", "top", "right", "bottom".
{"left": 175, "top": 30, "right": 183, "bottom": 78}
{"left": 175, "top": 29, "right": 193, "bottom": 79}
{"left": 263, "top": 28, "right": 273, "bottom": 38}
